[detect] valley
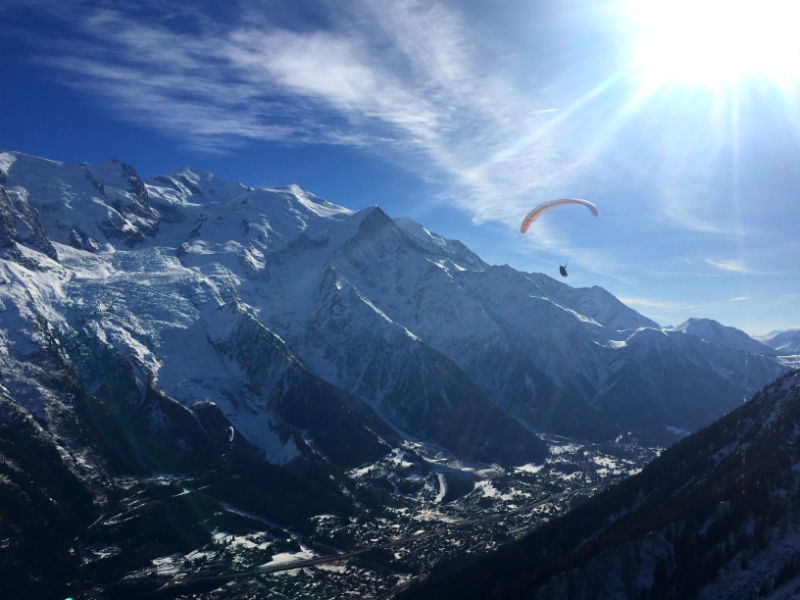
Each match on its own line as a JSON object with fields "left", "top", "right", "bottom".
{"left": 84, "top": 436, "right": 660, "bottom": 599}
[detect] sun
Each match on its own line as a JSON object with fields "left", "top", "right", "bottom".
{"left": 629, "top": 0, "right": 800, "bottom": 90}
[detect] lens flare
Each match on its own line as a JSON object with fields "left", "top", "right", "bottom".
{"left": 630, "top": 0, "right": 800, "bottom": 90}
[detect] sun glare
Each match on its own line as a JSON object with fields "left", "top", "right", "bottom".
{"left": 630, "top": 0, "right": 800, "bottom": 90}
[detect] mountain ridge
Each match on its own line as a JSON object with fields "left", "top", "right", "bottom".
{"left": 0, "top": 148, "right": 793, "bottom": 597}
{"left": 0, "top": 149, "right": 787, "bottom": 459}
{"left": 759, "top": 327, "right": 800, "bottom": 355}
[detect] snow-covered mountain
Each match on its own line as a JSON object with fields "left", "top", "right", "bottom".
{"left": 0, "top": 149, "right": 787, "bottom": 473}
{"left": 0, "top": 151, "right": 544, "bottom": 469}
{"left": 2, "top": 149, "right": 794, "bottom": 596}
{"left": 403, "top": 369, "right": 800, "bottom": 600}
{"left": 670, "top": 317, "right": 777, "bottom": 355}
{"left": 759, "top": 328, "right": 800, "bottom": 355}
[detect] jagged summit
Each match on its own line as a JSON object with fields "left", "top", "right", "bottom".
{"left": 394, "top": 216, "right": 486, "bottom": 270}
{"left": 0, "top": 150, "right": 160, "bottom": 251}
{"left": 149, "top": 166, "right": 251, "bottom": 203}
{"left": 671, "top": 317, "right": 776, "bottom": 355}
{"left": 758, "top": 327, "right": 800, "bottom": 355}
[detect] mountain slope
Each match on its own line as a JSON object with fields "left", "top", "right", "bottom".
{"left": 671, "top": 317, "right": 776, "bottom": 355}
{"left": 0, "top": 389, "right": 99, "bottom": 598}
{"left": 1, "top": 148, "right": 794, "bottom": 596}
{"left": 759, "top": 328, "right": 800, "bottom": 355}
{"left": 402, "top": 370, "right": 800, "bottom": 600}
{"left": 0, "top": 148, "right": 787, "bottom": 463}
{"left": 0, "top": 150, "right": 546, "bottom": 467}
{"left": 144, "top": 158, "right": 785, "bottom": 444}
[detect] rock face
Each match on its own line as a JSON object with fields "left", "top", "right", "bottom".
{"left": 401, "top": 370, "right": 800, "bottom": 600}
{"left": 0, "top": 184, "right": 58, "bottom": 264}
{"left": 0, "top": 390, "right": 98, "bottom": 597}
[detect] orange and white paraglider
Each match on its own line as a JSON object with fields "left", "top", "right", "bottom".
{"left": 520, "top": 198, "right": 598, "bottom": 234}
{"left": 521, "top": 198, "right": 597, "bottom": 278}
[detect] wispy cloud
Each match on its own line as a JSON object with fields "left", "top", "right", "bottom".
{"left": 620, "top": 295, "right": 750, "bottom": 311}
{"left": 704, "top": 258, "right": 758, "bottom": 274}
{"left": 618, "top": 296, "right": 688, "bottom": 310}
{"left": 24, "top": 0, "right": 775, "bottom": 282}
{"left": 23, "top": 0, "right": 573, "bottom": 216}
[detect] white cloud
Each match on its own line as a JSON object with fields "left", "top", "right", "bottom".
{"left": 17, "top": 0, "right": 675, "bottom": 284}
{"left": 704, "top": 258, "right": 757, "bottom": 274}
{"left": 620, "top": 295, "right": 751, "bottom": 311}
{"left": 25, "top": 1, "right": 583, "bottom": 226}
{"left": 618, "top": 296, "right": 688, "bottom": 310}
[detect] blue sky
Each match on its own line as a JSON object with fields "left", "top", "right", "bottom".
{"left": 1, "top": 0, "right": 799, "bottom": 334}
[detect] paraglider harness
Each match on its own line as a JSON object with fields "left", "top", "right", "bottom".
{"left": 559, "top": 264, "right": 568, "bottom": 278}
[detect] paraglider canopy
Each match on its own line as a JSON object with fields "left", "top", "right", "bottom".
{"left": 520, "top": 198, "right": 598, "bottom": 233}
{"left": 226, "top": 425, "right": 235, "bottom": 443}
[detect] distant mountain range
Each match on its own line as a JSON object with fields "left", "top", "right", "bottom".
{"left": 1, "top": 149, "right": 795, "bottom": 596}
{"left": 401, "top": 369, "right": 800, "bottom": 600}
{"left": 0, "top": 150, "right": 788, "bottom": 466}
{"left": 759, "top": 328, "right": 800, "bottom": 355}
